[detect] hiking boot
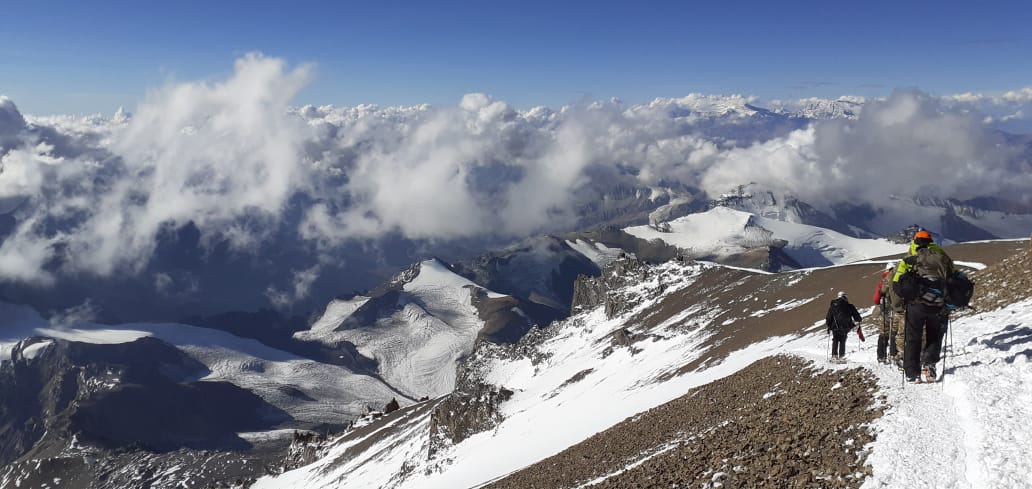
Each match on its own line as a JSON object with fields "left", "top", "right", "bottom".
{"left": 922, "top": 365, "right": 938, "bottom": 382}
{"left": 877, "top": 357, "right": 887, "bottom": 364}
{"left": 894, "top": 359, "right": 904, "bottom": 370}
{"left": 907, "top": 376, "right": 923, "bottom": 384}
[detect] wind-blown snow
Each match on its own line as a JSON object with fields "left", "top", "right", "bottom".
{"left": 19, "top": 339, "right": 54, "bottom": 360}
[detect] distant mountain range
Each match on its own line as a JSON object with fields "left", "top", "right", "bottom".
{"left": 3, "top": 90, "right": 1032, "bottom": 324}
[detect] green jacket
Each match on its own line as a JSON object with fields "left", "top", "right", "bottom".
{"left": 892, "top": 242, "right": 954, "bottom": 282}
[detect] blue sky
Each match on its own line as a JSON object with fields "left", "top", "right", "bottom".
{"left": 2, "top": 0, "right": 1030, "bottom": 115}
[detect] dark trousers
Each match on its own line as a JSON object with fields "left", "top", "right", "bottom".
{"left": 831, "top": 330, "right": 847, "bottom": 357}
{"left": 877, "top": 311, "right": 895, "bottom": 359}
{"left": 904, "top": 303, "right": 947, "bottom": 378}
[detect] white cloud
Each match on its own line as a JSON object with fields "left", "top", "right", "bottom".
{"left": 265, "top": 264, "right": 321, "bottom": 309}
{"left": 701, "top": 90, "right": 1029, "bottom": 212}
{"left": 0, "top": 53, "right": 315, "bottom": 283}
{"left": 1, "top": 57, "right": 1031, "bottom": 296}
{"left": 47, "top": 300, "right": 99, "bottom": 328}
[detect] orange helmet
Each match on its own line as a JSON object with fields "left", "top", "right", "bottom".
{"left": 914, "top": 230, "right": 932, "bottom": 240}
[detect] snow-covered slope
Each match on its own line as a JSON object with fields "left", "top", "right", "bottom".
{"left": 253, "top": 240, "right": 1032, "bottom": 489}
{"left": 564, "top": 238, "right": 624, "bottom": 269}
{"left": 250, "top": 254, "right": 875, "bottom": 488}
{"left": 0, "top": 301, "right": 401, "bottom": 424}
{"left": 625, "top": 206, "right": 907, "bottom": 267}
{"left": 856, "top": 299, "right": 1032, "bottom": 488}
{"left": 770, "top": 96, "right": 865, "bottom": 119}
{"left": 254, "top": 259, "right": 798, "bottom": 489}
{"left": 296, "top": 259, "right": 507, "bottom": 399}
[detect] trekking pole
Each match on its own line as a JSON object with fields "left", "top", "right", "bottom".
{"left": 827, "top": 332, "right": 831, "bottom": 361}
{"left": 890, "top": 309, "right": 897, "bottom": 360}
{"left": 901, "top": 304, "right": 908, "bottom": 386}
{"left": 888, "top": 313, "right": 895, "bottom": 361}
{"left": 941, "top": 313, "right": 952, "bottom": 388}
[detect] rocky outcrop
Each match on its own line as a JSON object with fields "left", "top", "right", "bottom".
{"left": 571, "top": 256, "right": 656, "bottom": 318}
{"left": 280, "top": 430, "right": 328, "bottom": 472}
{"left": 0, "top": 336, "right": 210, "bottom": 464}
{"left": 428, "top": 381, "right": 513, "bottom": 456}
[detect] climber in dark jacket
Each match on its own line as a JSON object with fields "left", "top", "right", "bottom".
{"left": 825, "top": 291, "right": 862, "bottom": 363}
{"left": 892, "top": 229, "right": 955, "bottom": 383}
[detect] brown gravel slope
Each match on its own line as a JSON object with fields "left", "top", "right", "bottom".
{"left": 486, "top": 355, "right": 881, "bottom": 489}
{"left": 643, "top": 240, "right": 1029, "bottom": 374}
{"left": 967, "top": 239, "right": 1032, "bottom": 311}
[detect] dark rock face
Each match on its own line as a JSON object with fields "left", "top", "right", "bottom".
{"left": 429, "top": 377, "right": 513, "bottom": 456}
{"left": 716, "top": 244, "right": 803, "bottom": 272}
{"left": 0, "top": 336, "right": 209, "bottom": 464}
{"left": 71, "top": 381, "right": 289, "bottom": 451}
{"left": 941, "top": 205, "right": 998, "bottom": 242}
{"left": 571, "top": 256, "right": 653, "bottom": 317}
{"left": 424, "top": 339, "right": 518, "bottom": 458}
{"left": 281, "top": 430, "right": 329, "bottom": 473}
{"left": 0, "top": 443, "right": 286, "bottom": 489}
{"left": 486, "top": 355, "right": 882, "bottom": 489}
{"left": 469, "top": 289, "right": 538, "bottom": 344}
{"left": 0, "top": 336, "right": 293, "bottom": 487}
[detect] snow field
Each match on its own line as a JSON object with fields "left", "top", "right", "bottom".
{"left": 790, "top": 299, "right": 1032, "bottom": 489}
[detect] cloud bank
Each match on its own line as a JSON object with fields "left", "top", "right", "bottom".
{"left": 1, "top": 54, "right": 1031, "bottom": 303}
{"left": 702, "top": 90, "right": 1030, "bottom": 211}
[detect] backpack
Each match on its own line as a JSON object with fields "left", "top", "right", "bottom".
{"left": 911, "top": 246, "right": 952, "bottom": 281}
{"left": 830, "top": 298, "right": 855, "bottom": 331}
{"left": 893, "top": 270, "right": 922, "bottom": 302}
{"left": 945, "top": 270, "right": 975, "bottom": 309}
{"left": 908, "top": 246, "right": 953, "bottom": 307}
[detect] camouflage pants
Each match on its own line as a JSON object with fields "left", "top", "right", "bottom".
{"left": 876, "top": 306, "right": 921, "bottom": 360}
{"left": 875, "top": 306, "right": 901, "bottom": 359}
{"left": 891, "top": 306, "right": 925, "bottom": 360}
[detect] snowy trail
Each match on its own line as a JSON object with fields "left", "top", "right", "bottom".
{"left": 788, "top": 300, "right": 1032, "bottom": 489}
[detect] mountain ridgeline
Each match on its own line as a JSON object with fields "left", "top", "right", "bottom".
{"left": 246, "top": 239, "right": 1029, "bottom": 488}
{"left": 1, "top": 189, "right": 1032, "bottom": 488}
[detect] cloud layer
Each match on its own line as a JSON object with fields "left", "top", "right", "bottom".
{"left": 1, "top": 54, "right": 1031, "bottom": 304}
